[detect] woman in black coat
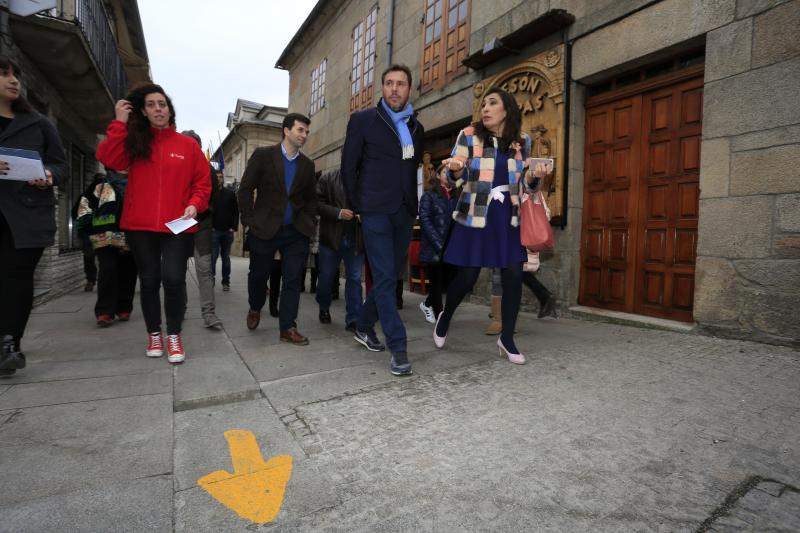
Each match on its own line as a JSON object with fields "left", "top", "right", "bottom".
{"left": 0, "top": 56, "right": 67, "bottom": 376}
{"left": 418, "top": 164, "right": 457, "bottom": 320}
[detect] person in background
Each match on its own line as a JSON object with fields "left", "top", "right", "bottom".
{"left": 418, "top": 163, "right": 457, "bottom": 322}
{"left": 315, "top": 168, "right": 364, "bottom": 331}
{"left": 211, "top": 170, "right": 238, "bottom": 292}
{"left": 181, "top": 129, "right": 222, "bottom": 329}
{"left": 0, "top": 55, "right": 67, "bottom": 377}
{"left": 71, "top": 175, "right": 100, "bottom": 293}
{"left": 76, "top": 170, "right": 138, "bottom": 327}
{"left": 96, "top": 83, "right": 211, "bottom": 364}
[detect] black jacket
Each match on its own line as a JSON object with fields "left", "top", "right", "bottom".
{"left": 316, "top": 168, "right": 362, "bottom": 253}
{"left": 341, "top": 99, "right": 424, "bottom": 216}
{"left": 194, "top": 163, "right": 218, "bottom": 255}
{"left": 0, "top": 112, "right": 67, "bottom": 248}
{"left": 212, "top": 185, "right": 239, "bottom": 232}
{"left": 418, "top": 187, "right": 457, "bottom": 263}
{"left": 237, "top": 143, "right": 317, "bottom": 240}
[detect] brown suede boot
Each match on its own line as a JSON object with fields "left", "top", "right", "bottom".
{"left": 485, "top": 296, "right": 502, "bottom": 335}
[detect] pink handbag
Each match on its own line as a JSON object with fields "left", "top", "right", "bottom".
{"left": 520, "top": 191, "right": 554, "bottom": 252}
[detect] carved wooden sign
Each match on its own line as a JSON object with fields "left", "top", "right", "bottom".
{"left": 472, "top": 44, "right": 567, "bottom": 224}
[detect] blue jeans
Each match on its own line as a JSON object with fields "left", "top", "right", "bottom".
{"left": 247, "top": 226, "right": 309, "bottom": 331}
{"left": 211, "top": 229, "right": 234, "bottom": 284}
{"left": 357, "top": 208, "right": 413, "bottom": 353}
{"left": 316, "top": 235, "right": 363, "bottom": 326}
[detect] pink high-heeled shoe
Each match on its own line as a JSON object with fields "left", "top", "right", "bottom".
{"left": 497, "top": 337, "right": 526, "bottom": 364}
{"left": 433, "top": 312, "right": 447, "bottom": 349}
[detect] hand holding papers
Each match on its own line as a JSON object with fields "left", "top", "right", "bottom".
{"left": 165, "top": 217, "right": 198, "bottom": 234}
{"left": 0, "top": 147, "right": 47, "bottom": 182}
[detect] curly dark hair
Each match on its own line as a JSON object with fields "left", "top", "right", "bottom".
{"left": 0, "top": 55, "right": 33, "bottom": 113}
{"left": 472, "top": 87, "right": 522, "bottom": 154}
{"left": 124, "top": 83, "right": 176, "bottom": 161}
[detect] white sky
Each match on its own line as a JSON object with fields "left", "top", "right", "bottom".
{"left": 138, "top": 0, "right": 318, "bottom": 154}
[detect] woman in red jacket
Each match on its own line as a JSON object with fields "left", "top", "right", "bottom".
{"left": 97, "top": 83, "right": 210, "bottom": 364}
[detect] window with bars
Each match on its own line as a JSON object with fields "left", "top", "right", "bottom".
{"left": 310, "top": 58, "right": 327, "bottom": 115}
{"left": 350, "top": 5, "right": 378, "bottom": 112}
{"left": 421, "top": 0, "right": 469, "bottom": 92}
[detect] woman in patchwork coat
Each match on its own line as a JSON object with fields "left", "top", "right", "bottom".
{"left": 432, "top": 87, "right": 550, "bottom": 365}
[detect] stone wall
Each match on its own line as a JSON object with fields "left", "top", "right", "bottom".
{"left": 694, "top": 0, "right": 800, "bottom": 345}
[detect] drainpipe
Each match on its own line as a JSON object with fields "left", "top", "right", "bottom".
{"left": 385, "top": 0, "right": 396, "bottom": 68}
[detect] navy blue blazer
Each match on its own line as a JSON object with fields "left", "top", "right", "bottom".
{"left": 341, "top": 99, "right": 425, "bottom": 216}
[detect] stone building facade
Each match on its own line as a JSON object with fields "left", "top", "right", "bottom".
{"left": 7, "top": 0, "right": 150, "bottom": 304}
{"left": 277, "top": 0, "right": 800, "bottom": 346}
{"left": 214, "top": 99, "right": 286, "bottom": 255}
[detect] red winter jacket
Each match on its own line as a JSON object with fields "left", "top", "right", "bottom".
{"left": 96, "top": 120, "right": 211, "bottom": 234}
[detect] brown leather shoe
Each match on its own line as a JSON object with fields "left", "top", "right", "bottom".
{"left": 246, "top": 309, "right": 261, "bottom": 330}
{"left": 280, "top": 327, "right": 309, "bottom": 345}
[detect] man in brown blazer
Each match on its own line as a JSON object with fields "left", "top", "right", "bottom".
{"left": 237, "top": 113, "right": 317, "bottom": 344}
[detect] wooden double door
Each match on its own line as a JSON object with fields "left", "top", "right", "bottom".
{"left": 579, "top": 72, "right": 703, "bottom": 322}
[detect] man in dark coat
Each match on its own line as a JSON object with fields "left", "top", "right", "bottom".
{"left": 211, "top": 170, "right": 239, "bottom": 291}
{"left": 316, "top": 168, "right": 363, "bottom": 330}
{"left": 237, "top": 113, "right": 317, "bottom": 345}
{"left": 341, "top": 64, "right": 424, "bottom": 376}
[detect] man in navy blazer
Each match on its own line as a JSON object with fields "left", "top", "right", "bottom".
{"left": 342, "top": 64, "right": 425, "bottom": 376}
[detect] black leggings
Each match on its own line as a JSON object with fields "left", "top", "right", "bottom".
{"left": 126, "top": 231, "right": 193, "bottom": 335}
{"left": 436, "top": 262, "right": 523, "bottom": 353}
{"left": 0, "top": 212, "right": 44, "bottom": 343}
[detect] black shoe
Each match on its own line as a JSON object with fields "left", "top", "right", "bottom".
{"left": 538, "top": 296, "right": 556, "bottom": 319}
{"left": 319, "top": 309, "right": 331, "bottom": 324}
{"left": 222, "top": 283, "right": 230, "bottom": 292}
{"left": 390, "top": 351, "right": 412, "bottom": 376}
{"left": 0, "top": 335, "right": 25, "bottom": 372}
{"left": 269, "top": 305, "right": 279, "bottom": 318}
{"left": 354, "top": 329, "right": 385, "bottom": 352}
{"left": 345, "top": 322, "right": 357, "bottom": 333}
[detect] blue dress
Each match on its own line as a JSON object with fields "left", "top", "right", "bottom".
{"left": 443, "top": 150, "right": 527, "bottom": 268}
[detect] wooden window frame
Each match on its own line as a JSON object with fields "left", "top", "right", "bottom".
{"left": 310, "top": 57, "right": 327, "bottom": 115}
{"left": 420, "top": 0, "right": 470, "bottom": 93}
{"left": 350, "top": 4, "right": 378, "bottom": 112}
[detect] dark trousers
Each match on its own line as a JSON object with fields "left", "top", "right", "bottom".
{"left": 438, "top": 262, "right": 524, "bottom": 352}
{"left": 81, "top": 234, "right": 97, "bottom": 283}
{"left": 247, "top": 225, "right": 309, "bottom": 331}
{"left": 357, "top": 208, "right": 413, "bottom": 353}
{"left": 94, "top": 246, "right": 138, "bottom": 318}
{"left": 522, "top": 271, "right": 551, "bottom": 304}
{"left": 316, "top": 236, "right": 363, "bottom": 326}
{"left": 0, "top": 212, "right": 43, "bottom": 342}
{"left": 269, "top": 258, "right": 282, "bottom": 312}
{"left": 211, "top": 229, "right": 234, "bottom": 284}
{"left": 126, "top": 231, "right": 193, "bottom": 335}
{"left": 424, "top": 262, "right": 456, "bottom": 318}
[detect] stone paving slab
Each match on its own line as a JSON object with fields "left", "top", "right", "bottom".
{"left": 4, "top": 355, "right": 168, "bottom": 384}
{"left": 173, "top": 350, "right": 262, "bottom": 411}
{"left": 0, "top": 394, "right": 172, "bottom": 506}
{"left": 0, "top": 370, "right": 171, "bottom": 409}
{"left": 0, "top": 475, "right": 173, "bottom": 533}
{"left": 173, "top": 398, "right": 306, "bottom": 491}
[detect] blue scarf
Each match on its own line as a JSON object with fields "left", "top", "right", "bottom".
{"left": 380, "top": 99, "right": 415, "bottom": 160}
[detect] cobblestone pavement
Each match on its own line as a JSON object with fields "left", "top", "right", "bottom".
{"left": 1, "top": 257, "right": 798, "bottom": 532}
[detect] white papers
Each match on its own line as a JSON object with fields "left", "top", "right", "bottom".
{"left": 0, "top": 147, "right": 47, "bottom": 181}
{"left": 165, "top": 217, "right": 197, "bottom": 234}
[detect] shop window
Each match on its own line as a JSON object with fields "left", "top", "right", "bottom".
{"left": 350, "top": 5, "right": 378, "bottom": 112}
{"left": 310, "top": 58, "right": 327, "bottom": 115}
{"left": 421, "top": 0, "right": 469, "bottom": 92}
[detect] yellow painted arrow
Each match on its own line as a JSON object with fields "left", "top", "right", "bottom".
{"left": 197, "top": 430, "right": 293, "bottom": 524}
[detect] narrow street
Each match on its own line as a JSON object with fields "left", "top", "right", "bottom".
{"left": 1, "top": 257, "right": 798, "bottom": 532}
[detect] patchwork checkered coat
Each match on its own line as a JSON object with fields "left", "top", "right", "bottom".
{"left": 448, "top": 126, "right": 532, "bottom": 229}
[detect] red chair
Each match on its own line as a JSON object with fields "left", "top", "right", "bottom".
{"left": 407, "top": 240, "right": 428, "bottom": 295}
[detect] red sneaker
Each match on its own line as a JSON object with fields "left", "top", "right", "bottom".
{"left": 146, "top": 332, "right": 164, "bottom": 358}
{"left": 117, "top": 312, "right": 131, "bottom": 321}
{"left": 166, "top": 334, "right": 185, "bottom": 364}
{"left": 96, "top": 314, "right": 114, "bottom": 327}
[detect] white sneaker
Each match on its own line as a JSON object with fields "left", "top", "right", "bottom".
{"left": 419, "top": 301, "right": 436, "bottom": 324}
